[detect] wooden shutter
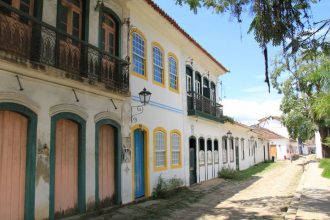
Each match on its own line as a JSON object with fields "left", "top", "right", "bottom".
{"left": 99, "top": 125, "right": 115, "bottom": 206}
{"left": 0, "top": 111, "right": 28, "bottom": 220}
{"left": 54, "top": 119, "right": 79, "bottom": 217}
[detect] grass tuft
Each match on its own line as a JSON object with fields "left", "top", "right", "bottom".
{"left": 218, "top": 161, "right": 277, "bottom": 181}
{"left": 319, "top": 158, "right": 330, "bottom": 179}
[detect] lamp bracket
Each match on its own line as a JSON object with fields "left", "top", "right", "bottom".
{"left": 131, "top": 105, "right": 144, "bottom": 123}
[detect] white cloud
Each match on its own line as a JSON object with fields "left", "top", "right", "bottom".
{"left": 243, "top": 85, "right": 269, "bottom": 94}
{"left": 222, "top": 98, "right": 282, "bottom": 125}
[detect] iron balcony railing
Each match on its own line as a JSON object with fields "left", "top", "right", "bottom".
{"left": 0, "top": 1, "right": 129, "bottom": 94}
{"left": 187, "top": 91, "right": 223, "bottom": 121}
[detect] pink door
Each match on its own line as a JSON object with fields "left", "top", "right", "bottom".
{"left": 0, "top": 110, "right": 28, "bottom": 220}
{"left": 55, "top": 119, "right": 78, "bottom": 217}
{"left": 99, "top": 125, "right": 115, "bottom": 206}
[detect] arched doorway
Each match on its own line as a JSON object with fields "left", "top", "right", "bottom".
{"left": 95, "top": 119, "right": 122, "bottom": 207}
{"left": 189, "top": 137, "right": 197, "bottom": 185}
{"left": 132, "top": 125, "right": 149, "bottom": 199}
{"left": 50, "top": 112, "right": 86, "bottom": 219}
{"left": 0, "top": 103, "right": 37, "bottom": 220}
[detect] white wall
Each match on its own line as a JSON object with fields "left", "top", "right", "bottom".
{"left": 259, "top": 118, "right": 290, "bottom": 139}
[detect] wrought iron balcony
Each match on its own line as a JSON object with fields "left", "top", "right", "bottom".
{"left": 187, "top": 92, "right": 224, "bottom": 123}
{"left": 0, "top": 2, "right": 129, "bottom": 94}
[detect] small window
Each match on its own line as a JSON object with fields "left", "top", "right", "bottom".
{"left": 199, "top": 138, "right": 205, "bottom": 166}
{"left": 154, "top": 128, "right": 167, "bottom": 171}
{"left": 168, "top": 54, "right": 179, "bottom": 92}
{"left": 186, "top": 67, "right": 193, "bottom": 94}
{"left": 229, "top": 138, "right": 234, "bottom": 162}
{"left": 132, "top": 30, "right": 147, "bottom": 78}
{"left": 152, "top": 43, "right": 164, "bottom": 86}
{"left": 210, "top": 82, "right": 216, "bottom": 101}
{"left": 222, "top": 137, "right": 227, "bottom": 163}
{"left": 214, "top": 140, "right": 219, "bottom": 164}
{"left": 186, "top": 75, "right": 192, "bottom": 94}
{"left": 170, "top": 130, "right": 181, "bottom": 168}
{"left": 207, "top": 139, "right": 212, "bottom": 164}
{"left": 241, "top": 138, "right": 245, "bottom": 160}
{"left": 195, "top": 72, "right": 201, "bottom": 95}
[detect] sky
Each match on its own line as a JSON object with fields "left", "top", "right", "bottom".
{"left": 153, "top": 0, "right": 330, "bottom": 125}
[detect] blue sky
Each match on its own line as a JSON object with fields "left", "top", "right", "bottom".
{"left": 153, "top": 0, "right": 330, "bottom": 125}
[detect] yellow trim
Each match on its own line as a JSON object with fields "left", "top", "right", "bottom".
{"left": 170, "top": 129, "right": 182, "bottom": 169}
{"left": 168, "top": 52, "right": 180, "bottom": 94}
{"left": 151, "top": 42, "right": 166, "bottom": 88}
{"left": 131, "top": 124, "right": 150, "bottom": 200}
{"left": 130, "top": 27, "right": 148, "bottom": 80}
{"left": 153, "top": 127, "right": 168, "bottom": 172}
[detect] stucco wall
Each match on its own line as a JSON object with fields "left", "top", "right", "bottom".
{"left": 0, "top": 67, "right": 130, "bottom": 219}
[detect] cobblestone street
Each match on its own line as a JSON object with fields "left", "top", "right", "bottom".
{"left": 91, "top": 159, "right": 303, "bottom": 220}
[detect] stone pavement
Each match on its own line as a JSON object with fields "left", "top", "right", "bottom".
{"left": 286, "top": 159, "right": 330, "bottom": 220}
{"left": 89, "top": 160, "right": 304, "bottom": 220}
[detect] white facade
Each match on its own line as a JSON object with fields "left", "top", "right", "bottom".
{"left": 0, "top": 1, "right": 274, "bottom": 219}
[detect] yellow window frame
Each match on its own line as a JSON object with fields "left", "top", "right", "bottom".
{"left": 130, "top": 27, "right": 148, "bottom": 80}
{"left": 168, "top": 52, "right": 180, "bottom": 94}
{"left": 170, "top": 129, "right": 182, "bottom": 169}
{"left": 152, "top": 42, "right": 165, "bottom": 87}
{"left": 153, "top": 127, "right": 167, "bottom": 172}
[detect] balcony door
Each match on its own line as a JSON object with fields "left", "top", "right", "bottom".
{"left": 0, "top": 0, "right": 34, "bottom": 57}
{"left": 57, "top": 0, "right": 83, "bottom": 74}
{"left": 100, "top": 11, "right": 119, "bottom": 88}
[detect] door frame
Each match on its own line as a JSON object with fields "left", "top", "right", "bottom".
{"left": 0, "top": 102, "right": 37, "bottom": 220}
{"left": 95, "top": 119, "right": 122, "bottom": 207}
{"left": 49, "top": 112, "right": 86, "bottom": 220}
{"left": 189, "top": 136, "right": 197, "bottom": 185}
{"left": 131, "top": 124, "right": 150, "bottom": 199}
{"left": 235, "top": 140, "right": 239, "bottom": 170}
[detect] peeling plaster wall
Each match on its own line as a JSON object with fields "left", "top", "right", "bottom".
{"left": 0, "top": 69, "right": 130, "bottom": 219}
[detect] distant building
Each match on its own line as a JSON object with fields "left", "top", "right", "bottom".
{"left": 254, "top": 116, "right": 299, "bottom": 160}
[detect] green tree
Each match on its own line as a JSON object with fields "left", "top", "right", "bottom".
{"left": 272, "top": 54, "right": 330, "bottom": 156}
{"left": 175, "top": 0, "right": 329, "bottom": 90}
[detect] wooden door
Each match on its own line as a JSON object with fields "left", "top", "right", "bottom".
{"left": 270, "top": 145, "right": 277, "bottom": 159}
{"left": 99, "top": 125, "right": 115, "bottom": 206}
{"left": 189, "top": 138, "right": 197, "bottom": 185}
{"left": 0, "top": 110, "right": 28, "bottom": 220}
{"left": 55, "top": 119, "right": 79, "bottom": 217}
{"left": 235, "top": 145, "right": 239, "bottom": 170}
{"left": 134, "top": 129, "right": 144, "bottom": 198}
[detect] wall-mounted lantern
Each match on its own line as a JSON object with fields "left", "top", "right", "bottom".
{"left": 131, "top": 88, "right": 152, "bottom": 123}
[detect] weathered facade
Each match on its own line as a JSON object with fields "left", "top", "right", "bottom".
{"left": 0, "top": 1, "right": 272, "bottom": 219}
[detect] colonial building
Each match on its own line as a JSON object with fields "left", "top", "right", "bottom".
{"left": 256, "top": 116, "right": 299, "bottom": 160}
{"left": 0, "top": 0, "right": 131, "bottom": 219}
{"left": 0, "top": 0, "right": 272, "bottom": 220}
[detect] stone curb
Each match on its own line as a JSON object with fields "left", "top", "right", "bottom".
{"left": 285, "top": 159, "right": 310, "bottom": 220}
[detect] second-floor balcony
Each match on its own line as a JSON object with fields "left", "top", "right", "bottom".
{"left": 187, "top": 92, "right": 224, "bottom": 123}
{"left": 0, "top": 2, "right": 129, "bottom": 94}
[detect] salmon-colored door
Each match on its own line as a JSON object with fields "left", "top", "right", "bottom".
{"left": 99, "top": 125, "right": 115, "bottom": 206}
{"left": 55, "top": 119, "right": 79, "bottom": 217}
{"left": 0, "top": 110, "right": 28, "bottom": 220}
{"left": 270, "top": 145, "right": 277, "bottom": 159}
